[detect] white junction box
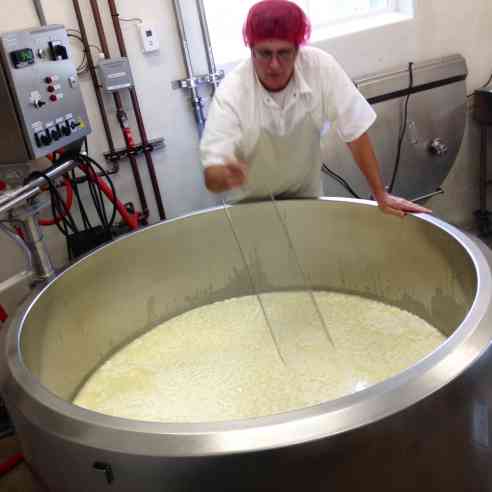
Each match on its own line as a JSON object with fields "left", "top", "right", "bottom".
{"left": 138, "top": 24, "right": 159, "bottom": 53}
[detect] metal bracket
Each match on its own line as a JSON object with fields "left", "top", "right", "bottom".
{"left": 411, "top": 188, "right": 445, "bottom": 203}
{"left": 93, "top": 462, "right": 114, "bottom": 485}
{"left": 428, "top": 138, "right": 448, "bottom": 156}
{"left": 103, "top": 137, "right": 166, "bottom": 163}
{"left": 172, "top": 70, "right": 225, "bottom": 90}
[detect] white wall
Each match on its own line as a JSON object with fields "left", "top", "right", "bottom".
{"left": 0, "top": 0, "right": 491, "bottom": 314}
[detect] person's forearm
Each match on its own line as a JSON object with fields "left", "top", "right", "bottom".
{"left": 347, "top": 132, "right": 386, "bottom": 200}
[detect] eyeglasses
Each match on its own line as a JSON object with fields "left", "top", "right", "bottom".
{"left": 252, "top": 48, "right": 297, "bottom": 64}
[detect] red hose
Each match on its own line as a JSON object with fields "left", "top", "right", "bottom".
{"left": 80, "top": 164, "right": 139, "bottom": 230}
{"left": 0, "top": 305, "right": 7, "bottom": 323}
{"left": 0, "top": 452, "right": 24, "bottom": 476}
{"left": 14, "top": 226, "right": 25, "bottom": 240}
{"left": 38, "top": 176, "right": 74, "bottom": 226}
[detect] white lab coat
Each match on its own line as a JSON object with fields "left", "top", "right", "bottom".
{"left": 200, "top": 46, "right": 376, "bottom": 202}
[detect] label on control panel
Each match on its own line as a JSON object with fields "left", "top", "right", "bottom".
{"left": 32, "top": 121, "right": 43, "bottom": 132}
{"left": 29, "top": 90, "right": 41, "bottom": 103}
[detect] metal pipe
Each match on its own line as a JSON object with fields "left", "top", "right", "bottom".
{"left": 0, "top": 223, "right": 34, "bottom": 295}
{"left": 172, "top": 0, "right": 207, "bottom": 135}
{"left": 107, "top": 0, "right": 167, "bottom": 221}
{"left": 22, "top": 211, "right": 55, "bottom": 280}
{"left": 32, "top": 0, "right": 47, "bottom": 26}
{"left": 87, "top": 0, "right": 150, "bottom": 222}
{"left": 0, "top": 160, "right": 78, "bottom": 210}
{"left": 0, "top": 223, "right": 33, "bottom": 272}
{"left": 196, "top": 0, "right": 219, "bottom": 93}
{"left": 411, "top": 188, "right": 445, "bottom": 203}
{"left": 0, "top": 189, "right": 40, "bottom": 216}
{"left": 71, "top": 0, "right": 116, "bottom": 156}
{"left": 0, "top": 270, "right": 33, "bottom": 296}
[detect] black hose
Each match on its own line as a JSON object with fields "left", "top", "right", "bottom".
{"left": 79, "top": 155, "right": 118, "bottom": 228}
{"left": 322, "top": 164, "right": 361, "bottom": 199}
{"left": 388, "top": 62, "right": 414, "bottom": 193}
{"left": 27, "top": 171, "right": 79, "bottom": 237}
{"left": 70, "top": 169, "right": 92, "bottom": 230}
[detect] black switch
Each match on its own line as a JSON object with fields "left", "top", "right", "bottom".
{"left": 50, "top": 127, "right": 61, "bottom": 141}
{"left": 61, "top": 123, "right": 71, "bottom": 137}
{"left": 49, "top": 41, "right": 69, "bottom": 61}
{"left": 40, "top": 132, "right": 52, "bottom": 146}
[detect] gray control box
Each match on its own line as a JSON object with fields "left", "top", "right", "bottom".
{"left": 97, "top": 57, "right": 134, "bottom": 92}
{"left": 0, "top": 25, "right": 91, "bottom": 164}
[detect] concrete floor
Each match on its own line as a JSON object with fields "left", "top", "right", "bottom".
{"left": 1, "top": 233, "right": 491, "bottom": 490}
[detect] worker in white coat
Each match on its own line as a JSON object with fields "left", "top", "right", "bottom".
{"left": 200, "top": 0, "right": 430, "bottom": 217}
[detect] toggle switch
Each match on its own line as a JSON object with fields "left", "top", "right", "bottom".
{"left": 61, "top": 122, "right": 71, "bottom": 137}
{"left": 50, "top": 127, "right": 61, "bottom": 141}
{"left": 40, "top": 131, "right": 52, "bottom": 146}
{"left": 32, "top": 99, "right": 46, "bottom": 109}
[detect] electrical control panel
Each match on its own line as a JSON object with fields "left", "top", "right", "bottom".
{"left": 0, "top": 25, "right": 91, "bottom": 164}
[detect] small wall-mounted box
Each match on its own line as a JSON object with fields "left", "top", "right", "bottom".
{"left": 138, "top": 24, "right": 159, "bottom": 53}
{"left": 98, "top": 57, "right": 134, "bottom": 92}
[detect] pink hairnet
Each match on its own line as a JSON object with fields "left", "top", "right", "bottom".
{"left": 243, "top": 0, "right": 311, "bottom": 47}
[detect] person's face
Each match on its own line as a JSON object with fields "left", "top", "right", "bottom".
{"left": 251, "top": 39, "right": 297, "bottom": 92}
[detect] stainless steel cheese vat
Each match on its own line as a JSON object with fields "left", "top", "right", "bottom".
{"left": 1, "top": 199, "right": 492, "bottom": 491}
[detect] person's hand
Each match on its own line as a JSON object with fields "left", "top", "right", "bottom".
{"left": 375, "top": 192, "right": 432, "bottom": 218}
{"left": 204, "top": 161, "right": 248, "bottom": 193}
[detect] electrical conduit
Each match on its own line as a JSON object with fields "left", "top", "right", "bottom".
{"left": 107, "top": 0, "right": 167, "bottom": 221}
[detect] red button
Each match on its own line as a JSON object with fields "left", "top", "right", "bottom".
{"left": 0, "top": 180, "right": 6, "bottom": 192}
{"left": 50, "top": 94, "right": 58, "bottom": 102}
{"left": 47, "top": 85, "right": 55, "bottom": 93}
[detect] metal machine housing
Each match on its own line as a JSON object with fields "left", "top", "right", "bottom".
{"left": 2, "top": 199, "right": 492, "bottom": 491}
{"left": 0, "top": 25, "right": 91, "bottom": 164}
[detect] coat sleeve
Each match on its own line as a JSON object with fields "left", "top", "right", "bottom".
{"left": 200, "top": 89, "right": 243, "bottom": 167}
